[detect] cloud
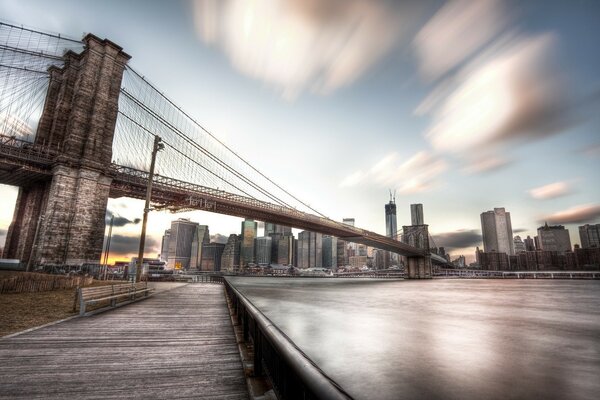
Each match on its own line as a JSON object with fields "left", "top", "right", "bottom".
{"left": 339, "top": 151, "right": 447, "bottom": 194}
{"left": 541, "top": 204, "right": 600, "bottom": 225}
{"left": 0, "top": 228, "right": 6, "bottom": 236}
{"left": 105, "top": 211, "right": 141, "bottom": 227}
{"left": 424, "top": 33, "right": 569, "bottom": 155}
{"left": 462, "top": 156, "right": 512, "bottom": 174}
{"left": 413, "top": 0, "right": 508, "bottom": 80}
{"left": 528, "top": 181, "right": 573, "bottom": 200}
{"left": 513, "top": 228, "right": 528, "bottom": 234}
{"left": 433, "top": 229, "right": 482, "bottom": 250}
{"left": 193, "top": 0, "right": 412, "bottom": 98}
{"left": 579, "top": 143, "right": 600, "bottom": 158}
{"left": 107, "top": 234, "right": 160, "bottom": 256}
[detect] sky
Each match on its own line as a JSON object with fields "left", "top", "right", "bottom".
{"left": 0, "top": 0, "right": 599, "bottom": 263}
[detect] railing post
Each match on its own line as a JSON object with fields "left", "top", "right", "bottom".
{"left": 79, "top": 287, "right": 85, "bottom": 316}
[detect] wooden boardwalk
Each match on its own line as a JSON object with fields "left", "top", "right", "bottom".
{"left": 0, "top": 284, "right": 248, "bottom": 399}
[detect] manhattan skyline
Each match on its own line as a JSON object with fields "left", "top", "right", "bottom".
{"left": 0, "top": 0, "right": 599, "bottom": 263}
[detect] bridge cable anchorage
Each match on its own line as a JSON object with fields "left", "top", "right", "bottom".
{"left": 118, "top": 65, "right": 333, "bottom": 219}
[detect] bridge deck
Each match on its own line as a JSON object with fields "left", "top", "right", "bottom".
{"left": 0, "top": 284, "right": 248, "bottom": 399}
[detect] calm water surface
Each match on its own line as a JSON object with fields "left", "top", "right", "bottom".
{"left": 227, "top": 277, "right": 600, "bottom": 400}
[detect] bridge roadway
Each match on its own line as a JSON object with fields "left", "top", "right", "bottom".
{"left": 0, "top": 134, "right": 428, "bottom": 258}
{"left": 0, "top": 283, "right": 248, "bottom": 399}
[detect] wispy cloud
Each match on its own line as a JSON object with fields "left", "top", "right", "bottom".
{"left": 105, "top": 210, "right": 141, "bottom": 227}
{"left": 528, "top": 181, "right": 573, "bottom": 200}
{"left": 461, "top": 155, "right": 512, "bottom": 175}
{"left": 340, "top": 151, "right": 447, "bottom": 194}
{"left": 107, "top": 234, "right": 159, "bottom": 256}
{"left": 193, "top": 0, "right": 413, "bottom": 99}
{"left": 541, "top": 204, "right": 600, "bottom": 225}
{"left": 413, "top": 0, "right": 508, "bottom": 81}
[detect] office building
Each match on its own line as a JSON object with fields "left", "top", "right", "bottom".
{"left": 411, "top": 203, "right": 424, "bottom": 225}
{"left": 524, "top": 235, "right": 535, "bottom": 251}
{"left": 254, "top": 236, "right": 272, "bottom": 266}
{"left": 240, "top": 219, "right": 257, "bottom": 266}
{"left": 167, "top": 218, "right": 198, "bottom": 270}
{"left": 579, "top": 224, "right": 600, "bottom": 248}
{"left": 336, "top": 239, "right": 348, "bottom": 267}
{"left": 322, "top": 236, "right": 338, "bottom": 269}
{"left": 480, "top": 208, "right": 514, "bottom": 255}
{"left": 200, "top": 242, "right": 225, "bottom": 272}
{"left": 385, "top": 194, "right": 397, "bottom": 239}
{"left": 537, "top": 223, "right": 572, "bottom": 253}
{"left": 343, "top": 218, "right": 355, "bottom": 227}
{"left": 277, "top": 234, "right": 295, "bottom": 265}
{"left": 265, "top": 223, "right": 292, "bottom": 236}
{"left": 190, "top": 225, "right": 210, "bottom": 270}
{"left": 297, "top": 231, "right": 322, "bottom": 269}
{"left": 221, "top": 234, "right": 241, "bottom": 272}
{"left": 514, "top": 236, "right": 526, "bottom": 253}
{"left": 160, "top": 229, "right": 171, "bottom": 262}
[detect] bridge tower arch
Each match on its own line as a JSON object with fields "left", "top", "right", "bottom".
{"left": 402, "top": 225, "right": 433, "bottom": 279}
{"left": 4, "top": 35, "right": 130, "bottom": 266}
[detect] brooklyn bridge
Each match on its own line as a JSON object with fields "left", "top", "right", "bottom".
{"left": 0, "top": 22, "right": 445, "bottom": 278}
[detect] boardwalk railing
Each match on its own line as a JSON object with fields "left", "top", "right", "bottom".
{"left": 224, "top": 279, "right": 353, "bottom": 400}
{"left": 0, "top": 273, "right": 93, "bottom": 294}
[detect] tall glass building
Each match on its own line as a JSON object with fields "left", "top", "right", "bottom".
{"left": 240, "top": 219, "right": 257, "bottom": 266}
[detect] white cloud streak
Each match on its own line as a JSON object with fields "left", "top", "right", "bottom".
{"left": 528, "top": 181, "right": 573, "bottom": 200}
{"left": 340, "top": 151, "right": 447, "bottom": 194}
{"left": 193, "top": 0, "right": 408, "bottom": 99}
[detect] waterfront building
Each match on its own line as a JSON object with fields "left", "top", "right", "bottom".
{"left": 297, "top": 231, "right": 322, "bottom": 269}
{"left": 322, "top": 235, "right": 338, "bottom": 269}
{"left": 160, "top": 229, "right": 171, "bottom": 262}
{"left": 200, "top": 242, "right": 225, "bottom": 271}
{"left": 190, "top": 225, "right": 210, "bottom": 270}
{"left": 336, "top": 239, "right": 348, "bottom": 267}
{"left": 167, "top": 218, "right": 198, "bottom": 270}
{"left": 537, "top": 223, "right": 572, "bottom": 253}
{"left": 524, "top": 235, "right": 535, "bottom": 251}
{"left": 221, "top": 234, "right": 241, "bottom": 272}
{"left": 357, "top": 244, "right": 368, "bottom": 257}
{"left": 240, "top": 219, "right": 257, "bottom": 266}
{"left": 411, "top": 203, "right": 424, "bottom": 225}
{"left": 255, "top": 236, "right": 272, "bottom": 266}
{"left": 480, "top": 207, "right": 514, "bottom": 255}
{"left": 514, "top": 236, "right": 526, "bottom": 253}
{"left": 277, "top": 234, "right": 295, "bottom": 265}
{"left": 349, "top": 255, "right": 368, "bottom": 269}
{"left": 476, "top": 249, "right": 509, "bottom": 270}
{"left": 579, "top": 224, "right": 600, "bottom": 248}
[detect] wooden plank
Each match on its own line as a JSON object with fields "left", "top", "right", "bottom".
{"left": 0, "top": 284, "right": 248, "bottom": 399}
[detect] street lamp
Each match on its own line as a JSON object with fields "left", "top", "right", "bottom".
{"left": 136, "top": 135, "right": 164, "bottom": 282}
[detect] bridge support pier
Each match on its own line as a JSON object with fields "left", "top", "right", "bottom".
{"left": 4, "top": 34, "right": 129, "bottom": 267}
{"left": 406, "top": 255, "right": 433, "bottom": 279}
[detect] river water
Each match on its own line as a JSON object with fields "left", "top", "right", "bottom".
{"left": 227, "top": 277, "right": 600, "bottom": 400}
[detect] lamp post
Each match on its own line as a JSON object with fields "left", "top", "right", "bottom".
{"left": 136, "top": 135, "right": 164, "bottom": 282}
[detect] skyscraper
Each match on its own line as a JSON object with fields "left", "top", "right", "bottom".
{"left": 322, "top": 235, "right": 338, "bottom": 269}
{"left": 190, "top": 225, "right": 210, "bottom": 270}
{"left": 240, "top": 219, "right": 257, "bottom": 266}
{"left": 524, "top": 235, "right": 536, "bottom": 251}
{"left": 480, "top": 208, "right": 514, "bottom": 255}
{"left": 579, "top": 224, "right": 600, "bottom": 248}
{"left": 513, "top": 235, "right": 526, "bottom": 253}
{"left": 200, "top": 242, "right": 225, "bottom": 272}
{"left": 221, "top": 234, "right": 241, "bottom": 272}
{"left": 385, "top": 193, "right": 397, "bottom": 239}
{"left": 411, "top": 204, "right": 424, "bottom": 225}
{"left": 537, "top": 223, "right": 572, "bottom": 253}
{"left": 277, "top": 234, "right": 295, "bottom": 266}
{"left": 265, "top": 223, "right": 292, "bottom": 236}
{"left": 254, "top": 236, "right": 272, "bottom": 265}
{"left": 160, "top": 229, "right": 171, "bottom": 262}
{"left": 167, "top": 218, "right": 198, "bottom": 270}
{"left": 297, "top": 231, "right": 322, "bottom": 269}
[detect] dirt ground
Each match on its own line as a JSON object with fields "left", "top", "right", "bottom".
{"left": 0, "top": 274, "right": 126, "bottom": 337}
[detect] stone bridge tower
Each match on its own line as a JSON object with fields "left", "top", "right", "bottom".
{"left": 402, "top": 203, "right": 433, "bottom": 279}
{"left": 4, "top": 35, "right": 130, "bottom": 266}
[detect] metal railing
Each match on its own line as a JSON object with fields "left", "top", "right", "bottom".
{"left": 224, "top": 278, "right": 354, "bottom": 400}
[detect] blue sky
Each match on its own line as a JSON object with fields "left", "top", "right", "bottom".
{"left": 0, "top": 0, "right": 599, "bottom": 262}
